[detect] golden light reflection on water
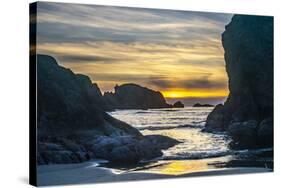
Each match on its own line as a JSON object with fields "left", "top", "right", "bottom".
{"left": 142, "top": 129, "right": 190, "bottom": 140}
{"left": 144, "top": 157, "right": 231, "bottom": 175}
{"left": 141, "top": 128, "right": 216, "bottom": 146}
{"left": 139, "top": 125, "right": 231, "bottom": 175}
{"left": 110, "top": 108, "right": 232, "bottom": 175}
{"left": 159, "top": 160, "right": 208, "bottom": 175}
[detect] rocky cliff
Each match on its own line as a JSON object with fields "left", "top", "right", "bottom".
{"left": 204, "top": 15, "right": 273, "bottom": 149}
{"left": 37, "top": 55, "right": 139, "bottom": 137}
{"left": 37, "top": 54, "right": 179, "bottom": 164}
{"left": 103, "top": 83, "right": 173, "bottom": 110}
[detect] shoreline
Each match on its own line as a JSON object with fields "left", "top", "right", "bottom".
{"left": 37, "top": 160, "right": 272, "bottom": 186}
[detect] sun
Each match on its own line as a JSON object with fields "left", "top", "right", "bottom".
{"left": 165, "top": 92, "right": 182, "bottom": 98}
{"left": 161, "top": 89, "right": 229, "bottom": 98}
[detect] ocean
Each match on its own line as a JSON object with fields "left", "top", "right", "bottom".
{"left": 107, "top": 107, "right": 273, "bottom": 175}
{"left": 37, "top": 107, "right": 273, "bottom": 186}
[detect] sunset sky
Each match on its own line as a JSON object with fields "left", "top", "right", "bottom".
{"left": 36, "top": 2, "right": 233, "bottom": 105}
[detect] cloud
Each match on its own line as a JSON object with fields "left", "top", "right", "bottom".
{"left": 36, "top": 2, "right": 233, "bottom": 45}
{"left": 57, "top": 55, "right": 125, "bottom": 63}
{"left": 35, "top": 2, "right": 232, "bottom": 97}
{"left": 148, "top": 75, "right": 227, "bottom": 90}
{"left": 181, "top": 78, "right": 227, "bottom": 89}
{"left": 88, "top": 73, "right": 155, "bottom": 82}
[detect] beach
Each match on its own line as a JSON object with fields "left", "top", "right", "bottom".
{"left": 37, "top": 160, "right": 272, "bottom": 186}
{"left": 37, "top": 107, "right": 273, "bottom": 186}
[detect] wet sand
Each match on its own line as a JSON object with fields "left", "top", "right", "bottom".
{"left": 37, "top": 160, "right": 272, "bottom": 186}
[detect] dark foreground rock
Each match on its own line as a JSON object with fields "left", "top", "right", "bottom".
{"left": 204, "top": 104, "right": 226, "bottom": 132}
{"left": 257, "top": 118, "right": 273, "bottom": 147}
{"left": 90, "top": 135, "right": 179, "bottom": 163}
{"left": 37, "top": 54, "right": 179, "bottom": 164}
{"left": 227, "top": 120, "right": 258, "bottom": 149}
{"left": 204, "top": 15, "right": 273, "bottom": 149}
{"left": 38, "top": 135, "right": 179, "bottom": 165}
{"left": 103, "top": 84, "right": 173, "bottom": 110}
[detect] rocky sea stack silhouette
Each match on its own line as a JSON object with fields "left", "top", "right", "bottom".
{"left": 173, "top": 101, "right": 184, "bottom": 108}
{"left": 37, "top": 54, "right": 179, "bottom": 164}
{"left": 204, "top": 15, "right": 273, "bottom": 149}
{"left": 103, "top": 83, "right": 173, "bottom": 110}
{"left": 193, "top": 103, "right": 214, "bottom": 107}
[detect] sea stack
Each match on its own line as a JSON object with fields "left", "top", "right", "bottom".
{"left": 103, "top": 83, "right": 172, "bottom": 110}
{"left": 204, "top": 15, "right": 273, "bottom": 149}
{"left": 193, "top": 103, "right": 214, "bottom": 107}
{"left": 173, "top": 101, "right": 184, "bottom": 108}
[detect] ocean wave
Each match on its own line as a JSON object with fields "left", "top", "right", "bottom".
{"left": 138, "top": 124, "right": 203, "bottom": 131}
{"left": 151, "top": 109, "right": 181, "bottom": 112}
{"left": 161, "top": 151, "right": 231, "bottom": 160}
{"left": 160, "top": 147, "right": 273, "bottom": 161}
{"left": 169, "top": 117, "right": 191, "bottom": 120}
{"left": 135, "top": 111, "right": 154, "bottom": 114}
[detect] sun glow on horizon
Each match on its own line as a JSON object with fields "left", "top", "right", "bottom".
{"left": 161, "top": 89, "right": 229, "bottom": 98}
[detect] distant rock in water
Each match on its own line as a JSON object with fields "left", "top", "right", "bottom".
{"left": 37, "top": 54, "right": 179, "bottom": 164}
{"left": 103, "top": 83, "right": 172, "bottom": 110}
{"left": 204, "top": 15, "right": 273, "bottom": 149}
{"left": 173, "top": 101, "right": 184, "bottom": 108}
{"left": 193, "top": 103, "right": 214, "bottom": 107}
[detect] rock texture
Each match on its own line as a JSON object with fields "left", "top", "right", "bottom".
{"left": 37, "top": 54, "right": 179, "bottom": 164}
{"left": 37, "top": 55, "right": 139, "bottom": 137}
{"left": 227, "top": 120, "right": 258, "bottom": 149}
{"left": 90, "top": 135, "right": 179, "bottom": 163}
{"left": 204, "top": 15, "right": 273, "bottom": 149}
{"left": 193, "top": 103, "right": 214, "bottom": 107}
{"left": 173, "top": 101, "right": 184, "bottom": 108}
{"left": 103, "top": 83, "right": 172, "bottom": 110}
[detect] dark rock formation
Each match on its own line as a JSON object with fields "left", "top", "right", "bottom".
{"left": 103, "top": 83, "right": 172, "bottom": 110}
{"left": 37, "top": 54, "right": 179, "bottom": 164}
{"left": 90, "top": 135, "right": 179, "bottom": 163}
{"left": 173, "top": 101, "right": 184, "bottom": 108}
{"left": 227, "top": 120, "right": 258, "bottom": 149}
{"left": 204, "top": 104, "right": 225, "bottom": 132}
{"left": 37, "top": 140, "right": 89, "bottom": 165}
{"left": 204, "top": 15, "right": 273, "bottom": 149}
{"left": 37, "top": 54, "right": 139, "bottom": 137}
{"left": 257, "top": 118, "right": 273, "bottom": 147}
{"left": 193, "top": 103, "right": 214, "bottom": 107}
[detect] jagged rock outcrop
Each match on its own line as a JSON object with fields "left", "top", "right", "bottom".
{"left": 173, "top": 101, "right": 184, "bottom": 108}
{"left": 103, "top": 83, "right": 172, "bottom": 110}
{"left": 204, "top": 15, "right": 273, "bottom": 149}
{"left": 37, "top": 54, "right": 179, "bottom": 164}
{"left": 90, "top": 135, "right": 179, "bottom": 163}
{"left": 37, "top": 54, "right": 139, "bottom": 137}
